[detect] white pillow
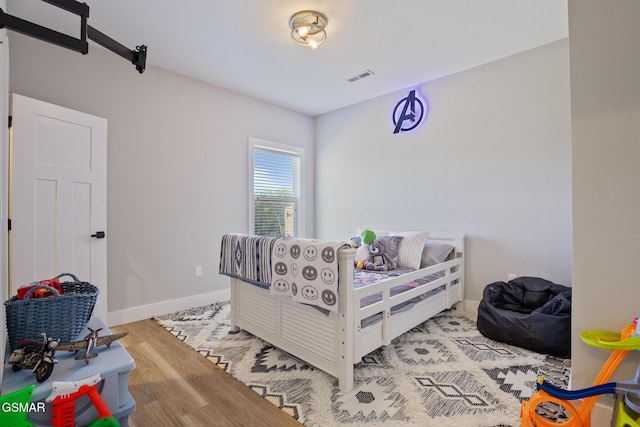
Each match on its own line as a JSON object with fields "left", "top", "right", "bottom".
{"left": 389, "top": 231, "right": 429, "bottom": 270}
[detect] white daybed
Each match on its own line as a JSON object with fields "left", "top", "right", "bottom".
{"left": 222, "top": 231, "right": 465, "bottom": 392}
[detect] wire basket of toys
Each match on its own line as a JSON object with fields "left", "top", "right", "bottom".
{"left": 4, "top": 273, "right": 99, "bottom": 351}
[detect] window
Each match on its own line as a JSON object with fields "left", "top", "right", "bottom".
{"left": 249, "top": 138, "right": 304, "bottom": 238}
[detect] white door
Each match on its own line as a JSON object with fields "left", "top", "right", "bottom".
{"left": 10, "top": 94, "right": 108, "bottom": 321}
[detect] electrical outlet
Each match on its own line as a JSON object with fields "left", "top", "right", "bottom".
{"left": 195, "top": 266, "right": 202, "bottom": 277}
{"left": 508, "top": 273, "right": 517, "bottom": 281}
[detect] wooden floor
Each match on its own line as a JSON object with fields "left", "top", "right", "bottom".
{"left": 111, "top": 319, "right": 303, "bottom": 427}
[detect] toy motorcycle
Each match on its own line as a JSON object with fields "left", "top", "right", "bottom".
{"left": 9, "top": 333, "right": 60, "bottom": 382}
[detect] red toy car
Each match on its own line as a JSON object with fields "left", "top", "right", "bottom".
{"left": 17, "top": 278, "right": 63, "bottom": 299}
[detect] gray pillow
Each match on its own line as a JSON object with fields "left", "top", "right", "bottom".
{"left": 420, "top": 241, "right": 455, "bottom": 268}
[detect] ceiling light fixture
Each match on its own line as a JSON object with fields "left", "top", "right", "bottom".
{"left": 289, "top": 10, "right": 328, "bottom": 49}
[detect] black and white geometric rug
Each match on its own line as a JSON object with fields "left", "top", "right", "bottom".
{"left": 156, "top": 302, "right": 570, "bottom": 427}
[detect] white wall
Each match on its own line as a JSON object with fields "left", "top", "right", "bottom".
{"left": 569, "top": 0, "right": 640, "bottom": 413}
{"left": 315, "top": 40, "right": 572, "bottom": 306}
{"left": 0, "top": 0, "right": 8, "bottom": 389}
{"left": 5, "top": 22, "right": 571, "bottom": 328}
{"left": 7, "top": 33, "right": 315, "bottom": 325}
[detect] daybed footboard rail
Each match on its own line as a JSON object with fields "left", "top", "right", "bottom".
{"left": 355, "top": 258, "right": 463, "bottom": 323}
{"left": 353, "top": 257, "right": 464, "bottom": 358}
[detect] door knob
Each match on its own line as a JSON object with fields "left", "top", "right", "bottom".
{"left": 91, "top": 231, "right": 106, "bottom": 239}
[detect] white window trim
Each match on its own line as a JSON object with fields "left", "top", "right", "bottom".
{"left": 248, "top": 137, "right": 305, "bottom": 237}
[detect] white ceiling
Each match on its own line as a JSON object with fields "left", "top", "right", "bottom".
{"left": 6, "top": 0, "right": 568, "bottom": 116}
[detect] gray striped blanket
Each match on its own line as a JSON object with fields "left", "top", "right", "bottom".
{"left": 219, "top": 233, "right": 278, "bottom": 288}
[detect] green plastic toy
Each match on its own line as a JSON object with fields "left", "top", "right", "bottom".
{"left": 580, "top": 329, "right": 640, "bottom": 350}
{"left": 0, "top": 384, "right": 36, "bottom": 427}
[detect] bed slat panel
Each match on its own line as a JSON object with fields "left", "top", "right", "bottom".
{"left": 237, "top": 286, "right": 279, "bottom": 335}
{"left": 281, "top": 303, "right": 337, "bottom": 362}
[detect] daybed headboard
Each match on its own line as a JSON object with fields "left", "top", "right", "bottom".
{"left": 356, "top": 229, "right": 465, "bottom": 261}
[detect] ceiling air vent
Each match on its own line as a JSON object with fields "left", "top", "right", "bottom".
{"left": 347, "top": 69, "right": 375, "bottom": 83}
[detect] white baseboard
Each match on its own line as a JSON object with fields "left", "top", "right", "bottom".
{"left": 462, "top": 298, "right": 480, "bottom": 315}
{"left": 107, "top": 295, "right": 479, "bottom": 327}
{"left": 106, "top": 288, "right": 230, "bottom": 327}
{"left": 592, "top": 401, "right": 614, "bottom": 426}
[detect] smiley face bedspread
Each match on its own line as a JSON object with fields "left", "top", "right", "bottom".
{"left": 270, "top": 238, "right": 349, "bottom": 313}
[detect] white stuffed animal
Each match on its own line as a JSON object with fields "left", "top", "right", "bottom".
{"left": 354, "top": 229, "right": 376, "bottom": 268}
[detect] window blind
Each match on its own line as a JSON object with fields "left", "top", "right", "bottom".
{"left": 253, "top": 147, "right": 301, "bottom": 237}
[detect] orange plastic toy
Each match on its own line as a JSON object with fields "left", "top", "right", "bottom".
{"left": 520, "top": 323, "right": 638, "bottom": 427}
{"left": 47, "top": 374, "right": 118, "bottom": 427}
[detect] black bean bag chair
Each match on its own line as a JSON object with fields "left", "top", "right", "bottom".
{"left": 476, "top": 277, "right": 572, "bottom": 357}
